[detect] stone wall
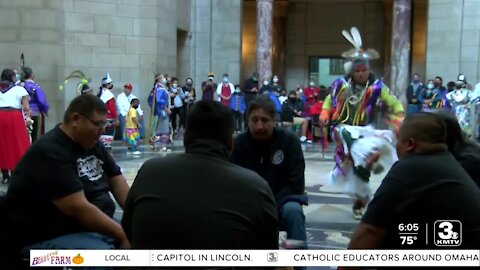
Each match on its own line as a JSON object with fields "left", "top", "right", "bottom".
{"left": 426, "top": 0, "right": 480, "bottom": 85}
{"left": 284, "top": 0, "right": 385, "bottom": 90}
{"left": 0, "top": 0, "right": 65, "bottom": 129}
{"left": 0, "top": 0, "right": 199, "bottom": 130}
{"left": 190, "top": 0, "right": 242, "bottom": 98}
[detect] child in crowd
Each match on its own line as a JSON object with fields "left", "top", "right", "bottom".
{"left": 230, "top": 85, "right": 246, "bottom": 133}
{"left": 125, "top": 98, "right": 141, "bottom": 155}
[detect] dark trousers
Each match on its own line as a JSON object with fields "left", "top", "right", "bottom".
{"left": 171, "top": 106, "right": 185, "bottom": 131}
{"left": 232, "top": 110, "right": 243, "bottom": 132}
{"left": 30, "top": 114, "right": 44, "bottom": 143}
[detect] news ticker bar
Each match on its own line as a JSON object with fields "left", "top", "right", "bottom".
{"left": 30, "top": 249, "right": 480, "bottom": 267}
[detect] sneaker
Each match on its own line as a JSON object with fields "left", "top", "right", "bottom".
{"left": 300, "top": 136, "right": 307, "bottom": 142}
{"left": 353, "top": 209, "right": 363, "bottom": 220}
{"left": 306, "top": 140, "right": 312, "bottom": 144}
{"left": 127, "top": 151, "right": 133, "bottom": 155}
{"left": 161, "top": 147, "right": 168, "bottom": 152}
{"left": 133, "top": 151, "right": 141, "bottom": 155}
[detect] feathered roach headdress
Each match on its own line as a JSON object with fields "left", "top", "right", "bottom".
{"left": 59, "top": 70, "right": 93, "bottom": 95}
{"left": 341, "top": 27, "right": 380, "bottom": 70}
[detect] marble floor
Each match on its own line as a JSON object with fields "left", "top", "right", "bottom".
{"left": 106, "top": 137, "right": 388, "bottom": 250}
{"left": 0, "top": 137, "right": 389, "bottom": 270}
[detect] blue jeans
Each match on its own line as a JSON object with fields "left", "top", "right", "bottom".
{"left": 280, "top": 202, "right": 306, "bottom": 270}
{"left": 22, "top": 232, "right": 117, "bottom": 253}
{"left": 118, "top": 115, "right": 126, "bottom": 141}
{"left": 279, "top": 201, "right": 307, "bottom": 246}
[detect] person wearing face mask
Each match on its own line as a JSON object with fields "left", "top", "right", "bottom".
{"left": 406, "top": 73, "right": 425, "bottom": 115}
{"left": 280, "top": 91, "right": 309, "bottom": 142}
{"left": 446, "top": 74, "right": 476, "bottom": 137}
{"left": 417, "top": 79, "right": 436, "bottom": 112}
{"left": 148, "top": 73, "right": 172, "bottom": 151}
{"left": 169, "top": 78, "right": 185, "bottom": 134}
{"left": 271, "top": 75, "right": 282, "bottom": 95}
{"left": 230, "top": 85, "right": 246, "bottom": 133}
{"left": 242, "top": 72, "right": 260, "bottom": 108}
{"left": 201, "top": 72, "right": 217, "bottom": 101}
{"left": 19, "top": 67, "right": 49, "bottom": 143}
{"left": 182, "top": 77, "right": 196, "bottom": 113}
{"left": 116, "top": 83, "right": 144, "bottom": 143}
{"left": 216, "top": 73, "right": 235, "bottom": 107}
{"left": 303, "top": 79, "right": 320, "bottom": 109}
{"left": 260, "top": 78, "right": 273, "bottom": 95}
{"left": 97, "top": 72, "right": 118, "bottom": 150}
{"left": 125, "top": 98, "right": 141, "bottom": 155}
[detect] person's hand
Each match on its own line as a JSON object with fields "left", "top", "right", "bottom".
{"left": 165, "top": 107, "right": 171, "bottom": 115}
{"left": 252, "top": 87, "right": 258, "bottom": 92}
{"left": 137, "top": 124, "right": 141, "bottom": 129}
{"left": 115, "top": 119, "right": 120, "bottom": 126}
{"left": 411, "top": 98, "right": 417, "bottom": 103}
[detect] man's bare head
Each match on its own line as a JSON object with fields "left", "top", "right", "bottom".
{"left": 396, "top": 112, "right": 448, "bottom": 159}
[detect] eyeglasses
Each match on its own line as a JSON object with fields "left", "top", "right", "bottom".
{"left": 78, "top": 112, "right": 108, "bottom": 129}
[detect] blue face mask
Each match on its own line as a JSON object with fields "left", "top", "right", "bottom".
{"left": 235, "top": 89, "right": 241, "bottom": 93}
{"left": 223, "top": 77, "right": 229, "bottom": 83}
{"left": 16, "top": 74, "right": 20, "bottom": 81}
{"left": 427, "top": 83, "right": 434, "bottom": 89}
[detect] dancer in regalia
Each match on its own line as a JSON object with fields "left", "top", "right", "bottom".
{"left": 97, "top": 73, "right": 118, "bottom": 150}
{"left": 320, "top": 27, "right": 404, "bottom": 219}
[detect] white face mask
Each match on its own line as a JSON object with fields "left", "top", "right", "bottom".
{"left": 172, "top": 83, "right": 178, "bottom": 88}
{"left": 263, "top": 81, "right": 268, "bottom": 86}
{"left": 161, "top": 78, "right": 167, "bottom": 84}
{"left": 208, "top": 76, "right": 214, "bottom": 81}
{"left": 273, "top": 78, "right": 278, "bottom": 83}
{"left": 309, "top": 82, "right": 315, "bottom": 87}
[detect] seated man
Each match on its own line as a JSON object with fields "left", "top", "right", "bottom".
{"left": 349, "top": 112, "right": 480, "bottom": 249}
{"left": 280, "top": 91, "right": 309, "bottom": 142}
{"left": 231, "top": 96, "right": 308, "bottom": 247}
{"left": 122, "top": 100, "right": 278, "bottom": 249}
{"left": 5, "top": 95, "right": 130, "bottom": 260}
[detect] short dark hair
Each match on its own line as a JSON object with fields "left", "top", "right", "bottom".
{"left": 63, "top": 95, "right": 108, "bottom": 123}
{"left": 184, "top": 100, "right": 234, "bottom": 149}
{"left": 130, "top": 98, "right": 139, "bottom": 104}
{"left": 447, "top": 81, "right": 456, "bottom": 88}
{"left": 21, "top": 67, "right": 33, "bottom": 79}
{"left": 1, "top": 68, "right": 15, "bottom": 82}
{"left": 435, "top": 76, "right": 443, "bottom": 82}
{"left": 400, "top": 112, "right": 447, "bottom": 145}
{"left": 246, "top": 95, "right": 276, "bottom": 120}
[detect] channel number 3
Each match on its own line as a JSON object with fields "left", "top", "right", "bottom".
{"left": 437, "top": 221, "right": 458, "bottom": 240}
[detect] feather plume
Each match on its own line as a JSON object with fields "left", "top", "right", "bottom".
{"left": 342, "top": 30, "right": 356, "bottom": 48}
{"left": 350, "top": 27, "right": 363, "bottom": 49}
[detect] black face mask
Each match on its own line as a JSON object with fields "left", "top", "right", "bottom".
{"left": 133, "top": 105, "right": 139, "bottom": 109}
{"left": 289, "top": 96, "right": 296, "bottom": 101}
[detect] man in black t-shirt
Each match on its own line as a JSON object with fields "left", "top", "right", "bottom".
{"left": 122, "top": 100, "right": 278, "bottom": 249}
{"left": 6, "top": 95, "right": 131, "bottom": 255}
{"left": 349, "top": 112, "right": 480, "bottom": 249}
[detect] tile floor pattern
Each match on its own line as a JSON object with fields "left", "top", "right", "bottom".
{"left": 0, "top": 139, "right": 389, "bottom": 270}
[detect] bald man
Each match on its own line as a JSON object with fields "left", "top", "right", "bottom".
{"left": 349, "top": 112, "right": 480, "bottom": 249}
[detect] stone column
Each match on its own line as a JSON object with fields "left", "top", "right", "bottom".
{"left": 390, "top": 0, "right": 411, "bottom": 107}
{"left": 256, "top": 0, "right": 273, "bottom": 85}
